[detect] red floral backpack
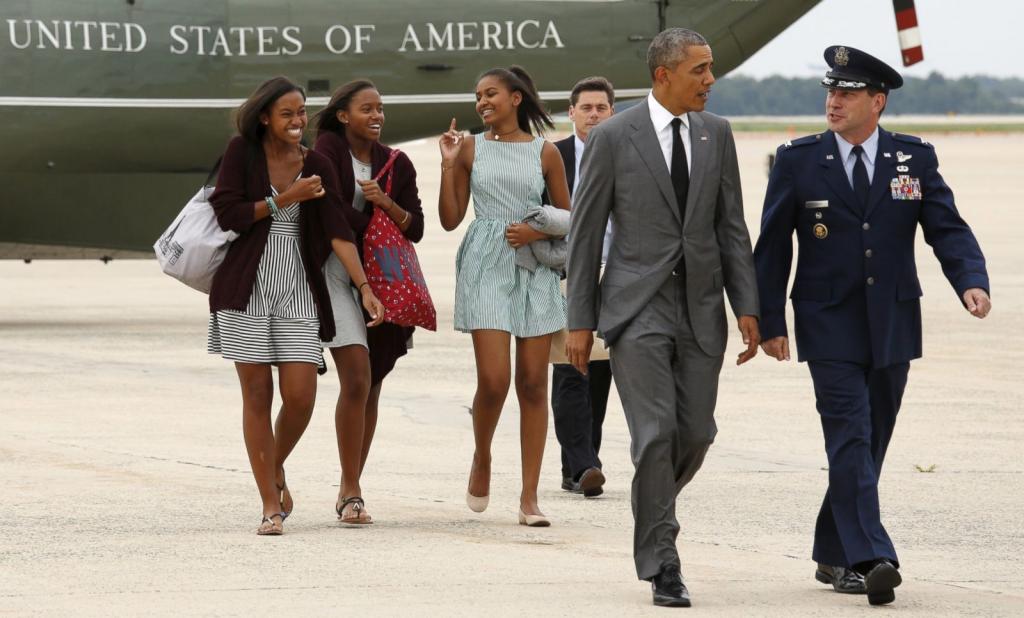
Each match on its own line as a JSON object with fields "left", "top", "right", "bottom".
{"left": 362, "top": 149, "right": 437, "bottom": 331}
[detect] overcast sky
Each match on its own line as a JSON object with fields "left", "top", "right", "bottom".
{"left": 732, "top": 0, "right": 1022, "bottom": 79}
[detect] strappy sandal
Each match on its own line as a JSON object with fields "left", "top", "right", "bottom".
{"left": 336, "top": 496, "right": 373, "bottom": 525}
{"left": 277, "top": 472, "right": 292, "bottom": 521}
{"left": 257, "top": 512, "right": 285, "bottom": 536}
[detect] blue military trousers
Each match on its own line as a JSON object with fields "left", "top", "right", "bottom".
{"left": 807, "top": 360, "right": 910, "bottom": 569}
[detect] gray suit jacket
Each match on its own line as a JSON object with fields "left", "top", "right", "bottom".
{"left": 566, "top": 99, "right": 759, "bottom": 356}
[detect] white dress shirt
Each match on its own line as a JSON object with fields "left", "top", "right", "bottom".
{"left": 571, "top": 132, "right": 613, "bottom": 264}
{"left": 647, "top": 92, "right": 691, "bottom": 175}
{"left": 835, "top": 127, "right": 879, "bottom": 188}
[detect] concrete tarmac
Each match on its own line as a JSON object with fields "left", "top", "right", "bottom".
{"left": 2, "top": 131, "right": 1022, "bottom": 616}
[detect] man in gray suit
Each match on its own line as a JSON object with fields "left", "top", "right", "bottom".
{"left": 566, "top": 28, "right": 761, "bottom": 607}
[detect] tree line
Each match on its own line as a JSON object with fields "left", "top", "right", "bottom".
{"left": 705, "top": 73, "right": 1024, "bottom": 115}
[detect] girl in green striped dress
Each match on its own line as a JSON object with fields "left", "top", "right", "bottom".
{"left": 438, "top": 66, "right": 571, "bottom": 527}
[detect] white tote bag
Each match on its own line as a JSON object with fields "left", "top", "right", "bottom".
{"left": 154, "top": 185, "right": 239, "bottom": 293}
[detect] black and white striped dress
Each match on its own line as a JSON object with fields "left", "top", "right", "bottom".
{"left": 208, "top": 185, "right": 323, "bottom": 367}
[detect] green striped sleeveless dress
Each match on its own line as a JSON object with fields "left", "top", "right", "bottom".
{"left": 454, "top": 134, "right": 566, "bottom": 337}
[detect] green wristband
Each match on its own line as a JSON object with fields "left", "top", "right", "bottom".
{"left": 266, "top": 195, "right": 279, "bottom": 216}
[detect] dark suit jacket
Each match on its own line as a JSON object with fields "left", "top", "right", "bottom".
{"left": 567, "top": 100, "right": 759, "bottom": 354}
{"left": 753, "top": 127, "right": 989, "bottom": 367}
{"left": 555, "top": 135, "right": 577, "bottom": 198}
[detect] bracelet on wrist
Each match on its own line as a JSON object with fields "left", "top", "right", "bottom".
{"left": 441, "top": 162, "right": 454, "bottom": 172}
{"left": 266, "top": 195, "right": 279, "bottom": 217}
{"left": 358, "top": 281, "right": 371, "bottom": 293}
{"left": 400, "top": 210, "right": 411, "bottom": 226}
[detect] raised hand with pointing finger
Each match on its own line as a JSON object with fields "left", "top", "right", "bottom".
{"left": 439, "top": 117, "right": 464, "bottom": 164}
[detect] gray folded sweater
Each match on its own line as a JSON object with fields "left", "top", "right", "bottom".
{"left": 515, "top": 205, "right": 570, "bottom": 272}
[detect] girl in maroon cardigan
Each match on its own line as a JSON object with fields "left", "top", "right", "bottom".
{"left": 208, "top": 77, "right": 383, "bottom": 535}
{"left": 313, "top": 80, "right": 425, "bottom": 525}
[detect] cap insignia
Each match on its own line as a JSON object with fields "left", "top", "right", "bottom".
{"left": 835, "top": 46, "right": 850, "bottom": 66}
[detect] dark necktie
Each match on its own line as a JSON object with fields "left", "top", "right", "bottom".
{"left": 851, "top": 144, "right": 870, "bottom": 210}
{"left": 670, "top": 117, "right": 689, "bottom": 276}
{"left": 670, "top": 117, "right": 689, "bottom": 221}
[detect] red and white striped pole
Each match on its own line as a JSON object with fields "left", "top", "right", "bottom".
{"left": 893, "top": 0, "right": 924, "bottom": 66}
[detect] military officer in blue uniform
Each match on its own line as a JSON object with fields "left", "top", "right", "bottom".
{"left": 754, "top": 46, "right": 991, "bottom": 606}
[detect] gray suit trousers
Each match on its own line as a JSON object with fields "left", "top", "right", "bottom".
{"left": 610, "top": 273, "right": 724, "bottom": 580}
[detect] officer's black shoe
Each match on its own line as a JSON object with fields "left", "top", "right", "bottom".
{"left": 861, "top": 559, "right": 901, "bottom": 606}
{"left": 560, "top": 476, "right": 577, "bottom": 492}
{"left": 815, "top": 563, "right": 866, "bottom": 594}
{"left": 651, "top": 566, "right": 692, "bottom": 607}
{"left": 577, "top": 467, "right": 605, "bottom": 497}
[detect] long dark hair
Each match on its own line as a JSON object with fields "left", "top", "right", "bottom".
{"left": 235, "top": 76, "right": 306, "bottom": 144}
{"left": 478, "top": 66, "right": 554, "bottom": 136}
{"left": 314, "top": 79, "right": 377, "bottom": 138}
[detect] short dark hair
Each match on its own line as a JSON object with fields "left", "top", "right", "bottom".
{"left": 235, "top": 76, "right": 305, "bottom": 144}
{"left": 477, "top": 65, "right": 554, "bottom": 136}
{"left": 314, "top": 79, "right": 377, "bottom": 137}
{"left": 570, "top": 76, "right": 615, "bottom": 107}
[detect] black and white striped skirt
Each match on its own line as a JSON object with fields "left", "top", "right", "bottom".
{"left": 208, "top": 214, "right": 323, "bottom": 368}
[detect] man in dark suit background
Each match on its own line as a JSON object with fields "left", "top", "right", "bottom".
{"left": 552, "top": 76, "right": 616, "bottom": 498}
{"left": 754, "top": 46, "right": 991, "bottom": 607}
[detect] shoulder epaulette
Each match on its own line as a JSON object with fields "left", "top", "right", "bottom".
{"left": 891, "top": 132, "right": 934, "bottom": 149}
{"left": 781, "top": 134, "right": 821, "bottom": 149}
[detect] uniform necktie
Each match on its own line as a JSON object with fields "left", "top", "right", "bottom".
{"left": 670, "top": 117, "right": 689, "bottom": 221}
{"left": 851, "top": 144, "right": 870, "bottom": 209}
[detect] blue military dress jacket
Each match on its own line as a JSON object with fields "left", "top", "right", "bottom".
{"left": 754, "top": 128, "right": 989, "bottom": 368}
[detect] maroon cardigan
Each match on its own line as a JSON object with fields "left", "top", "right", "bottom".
{"left": 313, "top": 131, "right": 424, "bottom": 383}
{"left": 208, "top": 135, "right": 354, "bottom": 342}
{"left": 312, "top": 131, "right": 424, "bottom": 247}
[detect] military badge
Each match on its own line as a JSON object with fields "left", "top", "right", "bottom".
{"left": 890, "top": 175, "right": 922, "bottom": 200}
{"left": 896, "top": 151, "right": 913, "bottom": 163}
{"left": 835, "top": 46, "right": 849, "bottom": 66}
{"left": 896, "top": 165, "right": 909, "bottom": 172}
{"left": 813, "top": 223, "right": 829, "bottom": 239}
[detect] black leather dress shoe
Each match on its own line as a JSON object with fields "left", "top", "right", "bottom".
{"left": 815, "top": 563, "right": 866, "bottom": 594}
{"left": 561, "top": 477, "right": 576, "bottom": 492}
{"left": 863, "top": 559, "right": 901, "bottom": 606}
{"left": 577, "top": 467, "right": 606, "bottom": 497}
{"left": 651, "top": 567, "right": 692, "bottom": 607}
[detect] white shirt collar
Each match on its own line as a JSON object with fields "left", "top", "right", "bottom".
{"left": 574, "top": 133, "right": 586, "bottom": 155}
{"left": 835, "top": 127, "right": 879, "bottom": 166}
{"left": 648, "top": 91, "right": 688, "bottom": 132}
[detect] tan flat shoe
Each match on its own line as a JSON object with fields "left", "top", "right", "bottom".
{"left": 518, "top": 509, "right": 551, "bottom": 527}
{"left": 466, "top": 491, "right": 489, "bottom": 513}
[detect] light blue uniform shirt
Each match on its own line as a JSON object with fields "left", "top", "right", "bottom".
{"left": 835, "top": 127, "right": 879, "bottom": 188}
